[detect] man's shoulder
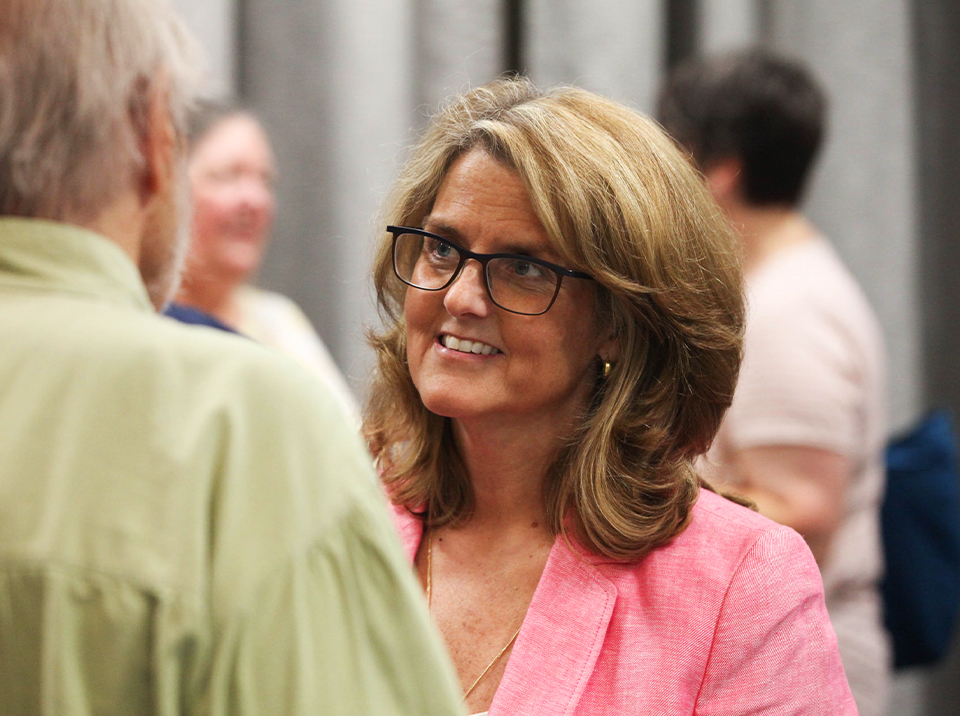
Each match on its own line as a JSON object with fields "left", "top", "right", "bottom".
{"left": 11, "top": 298, "right": 352, "bottom": 455}
{"left": 95, "top": 305, "right": 332, "bottom": 404}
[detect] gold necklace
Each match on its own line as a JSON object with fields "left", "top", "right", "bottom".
{"left": 426, "top": 531, "right": 523, "bottom": 702}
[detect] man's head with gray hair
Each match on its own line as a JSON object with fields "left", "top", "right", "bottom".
{"left": 0, "top": 0, "right": 204, "bottom": 305}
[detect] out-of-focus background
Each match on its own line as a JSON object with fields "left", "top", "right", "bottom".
{"left": 170, "top": 1, "right": 959, "bottom": 712}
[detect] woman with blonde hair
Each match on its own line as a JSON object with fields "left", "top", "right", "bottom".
{"left": 366, "top": 77, "right": 854, "bottom": 714}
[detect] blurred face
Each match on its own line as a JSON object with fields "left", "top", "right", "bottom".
{"left": 185, "top": 114, "right": 276, "bottom": 286}
{"left": 404, "top": 149, "right": 616, "bottom": 432}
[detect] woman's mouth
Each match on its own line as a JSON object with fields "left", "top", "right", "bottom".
{"left": 439, "top": 334, "right": 501, "bottom": 355}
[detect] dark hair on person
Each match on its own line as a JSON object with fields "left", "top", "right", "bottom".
{"left": 186, "top": 97, "right": 249, "bottom": 150}
{"left": 365, "top": 77, "right": 745, "bottom": 562}
{"left": 657, "top": 48, "right": 826, "bottom": 208}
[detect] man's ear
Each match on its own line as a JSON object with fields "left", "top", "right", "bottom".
{"left": 702, "top": 157, "right": 743, "bottom": 206}
{"left": 138, "top": 77, "right": 178, "bottom": 207}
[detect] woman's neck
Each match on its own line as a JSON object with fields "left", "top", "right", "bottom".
{"left": 450, "top": 416, "right": 566, "bottom": 531}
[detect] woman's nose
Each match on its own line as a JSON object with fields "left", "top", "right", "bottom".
{"left": 442, "top": 259, "right": 492, "bottom": 317}
{"left": 237, "top": 177, "right": 273, "bottom": 212}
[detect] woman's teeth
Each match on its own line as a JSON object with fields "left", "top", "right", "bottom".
{"left": 442, "top": 335, "right": 498, "bottom": 355}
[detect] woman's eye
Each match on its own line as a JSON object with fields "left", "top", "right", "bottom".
{"left": 422, "top": 237, "right": 458, "bottom": 263}
{"left": 512, "top": 260, "right": 544, "bottom": 278}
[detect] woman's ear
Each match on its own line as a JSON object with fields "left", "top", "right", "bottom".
{"left": 598, "top": 332, "right": 621, "bottom": 365}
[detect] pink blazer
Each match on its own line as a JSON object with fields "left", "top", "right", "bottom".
{"left": 393, "top": 489, "right": 857, "bottom": 715}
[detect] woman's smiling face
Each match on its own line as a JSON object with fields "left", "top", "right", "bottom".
{"left": 404, "top": 149, "right": 616, "bottom": 431}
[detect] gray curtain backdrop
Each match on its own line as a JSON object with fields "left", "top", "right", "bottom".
{"left": 764, "top": 0, "right": 921, "bottom": 433}
{"left": 172, "top": 0, "right": 236, "bottom": 94}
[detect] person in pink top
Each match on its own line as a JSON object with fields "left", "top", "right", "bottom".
{"left": 365, "top": 77, "right": 856, "bottom": 715}
{"left": 659, "top": 50, "right": 890, "bottom": 716}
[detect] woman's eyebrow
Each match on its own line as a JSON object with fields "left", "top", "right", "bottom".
{"left": 420, "top": 218, "right": 465, "bottom": 243}
{"left": 421, "top": 217, "right": 557, "bottom": 260}
{"left": 498, "top": 243, "right": 547, "bottom": 257}
{"left": 495, "top": 238, "right": 559, "bottom": 261}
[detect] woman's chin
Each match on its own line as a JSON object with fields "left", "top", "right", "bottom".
{"left": 419, "top": 392, "right": 487, "bottom": 423}
{"left": 215, "top": 243, "right": 264, "bottom": 282}
{"left": 421, "top": 399, "right": 464, "bottom": 421}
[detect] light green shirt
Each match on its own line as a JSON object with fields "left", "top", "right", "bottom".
{"left": 0, "top": 218, "right": 464, "bottom": 716}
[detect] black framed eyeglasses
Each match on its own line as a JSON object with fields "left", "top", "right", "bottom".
{"left": 387, "top": 225, "right": 594, "bottom": 316}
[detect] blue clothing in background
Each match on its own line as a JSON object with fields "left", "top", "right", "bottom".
{"left": 164, "top": 301, "right": 238, "bottom": 333}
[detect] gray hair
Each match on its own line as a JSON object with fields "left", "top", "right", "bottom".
{"left": 0, "top": 0, "right": 205, "bottom": 221}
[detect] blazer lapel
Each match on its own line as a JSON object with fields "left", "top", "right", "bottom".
{"left": 490, "top": 538, "right": 617, "bottom": 716}
{"left": 390, "top": 503, "right": 424, "bottom": 563}
{"left": 390, "top": 507, "right": 617, "bottom": 715}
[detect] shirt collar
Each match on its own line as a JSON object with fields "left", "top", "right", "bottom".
{"left": 0, "top": 217, "right": 154, "bottom": 312}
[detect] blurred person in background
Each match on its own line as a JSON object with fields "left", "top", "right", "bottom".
{"left": 167, "top": 100, "right": 356, "bottom": 418}
{"left": 0, "top": 0, "right": 464, "bottom": 713}
{"left": 659, "top": 48, "right": 890, "bottom": 715}
{"left": 365, "top": 76, "right": 855, "bottom": 715}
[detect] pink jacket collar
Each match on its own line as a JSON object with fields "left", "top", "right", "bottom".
{"left": 391, "top": 506, "right": 617, "bottom": 715}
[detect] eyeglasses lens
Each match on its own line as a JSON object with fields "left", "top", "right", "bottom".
{"left": 486, "top": 258, "right": 558, "bottom": 314}
{"left": 393, "top": 231, "right": 560, "bottom": 315}
{"left": 394, "top": 232, "right": 457, "bottom": 289}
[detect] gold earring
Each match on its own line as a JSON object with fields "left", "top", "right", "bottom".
{"left": 603, "top": 360, "right": 613, "bottom": 378}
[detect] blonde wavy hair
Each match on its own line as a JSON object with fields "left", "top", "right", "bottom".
{"left": 366, "top": 77, "right": 745, "bottom": 561}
